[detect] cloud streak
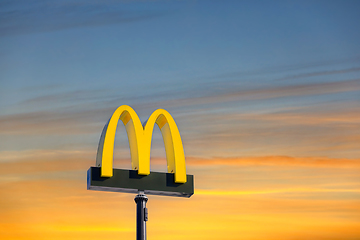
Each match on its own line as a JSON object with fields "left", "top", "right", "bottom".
{"left": 1, "top": 98, "right": 359, "bottom": 160}
{"left": 0, "top": 108, "right": 111, "bottom": 135}
{"left": 187, "top": 156, "right": 360, "bottom": 168}
{"left": 0, "top": 0, "right": 166, "bottom": 37}
{"left": 5, "top": 79, "right": 357, "bottom": 134}
{"left": 1, "top": 149, "right": 359, "bottom": 178}
{"left": 276, "top": 66, "right": 360, "bottom": 81}
{"left": 196, "top": 188, "right": 360, "bottom": 196}
{"left": 205, "top": 56, "right": 360, "bottom": 81}
{"left": 161, "top": 79, "right": 360, "bottom": 109}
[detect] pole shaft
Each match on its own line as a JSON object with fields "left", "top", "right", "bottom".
{"left": 134, "top": 191, "right": 148, "bottom": 240}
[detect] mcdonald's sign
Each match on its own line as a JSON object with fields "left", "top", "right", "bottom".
{"left": 87, "top": 105, "right": 194, "bottom": 197}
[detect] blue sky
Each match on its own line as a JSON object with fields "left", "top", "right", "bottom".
{"left": 1, "top": 0, "right": 359, "bottom": 157}
{"left": 1, "top": 1, "right": 360, "bottom": 239}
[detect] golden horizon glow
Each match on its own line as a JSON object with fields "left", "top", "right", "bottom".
{"left": 1, "top": 152, "right": 360, "bottom": 239}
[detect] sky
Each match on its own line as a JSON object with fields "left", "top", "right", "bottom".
{"left": 1, "top": 0, "right": 360, "bottom": 239}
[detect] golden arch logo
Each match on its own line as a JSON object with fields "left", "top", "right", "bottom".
{"left": 95, "top": 105, "right": 187, "bottom": 183}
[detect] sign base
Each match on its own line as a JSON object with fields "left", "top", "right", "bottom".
{"left": 87, "top": 167, "right": 194, "bottom": 198}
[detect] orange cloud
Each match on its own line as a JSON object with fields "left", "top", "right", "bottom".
{"left": 195, "top": 188, "right": 360, "bottom": 196}
{"left": 1, "top": 152, "right": 360, "bottom": 240}
{"left": 186, "top": 156, "right": 360, "bottom": 168}
{"left": 2, "top": 178, "right": 360, "bottom": 240}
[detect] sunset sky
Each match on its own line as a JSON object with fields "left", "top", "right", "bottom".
{"left": 1, "top": 1, "right": 360, "bottom": 239}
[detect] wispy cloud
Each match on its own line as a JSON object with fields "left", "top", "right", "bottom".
{"left": 0, "top": 0, "right": 167, "bottom": 36}
{"left": 196, "top": 188, "right": 360, "bottom": 196}
{"left": 241, "top": 109, "right": 360, "bottom": 126}
{"left": 0, "top": 108, "right": 111, "bottom": 135}
{"left": 0, "top": 149, "right": 93, "bottom": 163}
{"left": 150, "top": 79, "right": 360, "bottom": 110}
{"left": 187, "top": 156, "right": 360, "bottom": 168}
{"left": 205, "top": 56, "right": 360, "bottom": 81}
{"left": 276, "top": 67, "right": 360, "bottom": 81}
{"left": 1, "top": 98, "right": 359, "bottom": 160}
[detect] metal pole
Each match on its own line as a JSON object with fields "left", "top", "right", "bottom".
{"left": 134, "top": 191, "right": 148, "bottom": 240}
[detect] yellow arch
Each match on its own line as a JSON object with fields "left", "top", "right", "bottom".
{"left": 95, "top": 105, "right": 187, "bottom": 183}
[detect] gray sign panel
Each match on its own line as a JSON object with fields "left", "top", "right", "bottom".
{"left": 87, "top": 167, "right": 194, "bottom": 198}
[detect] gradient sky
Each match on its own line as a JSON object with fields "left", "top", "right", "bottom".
{"left": 1, "top": 1, "right": 360, "bottom": 239}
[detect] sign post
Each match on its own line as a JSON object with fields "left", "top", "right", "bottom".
{"left": 134, "top": 191, "right": 148, "bottom": 240}
{"left": 87, "top": 105, "right": 194, "bottom": 239}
